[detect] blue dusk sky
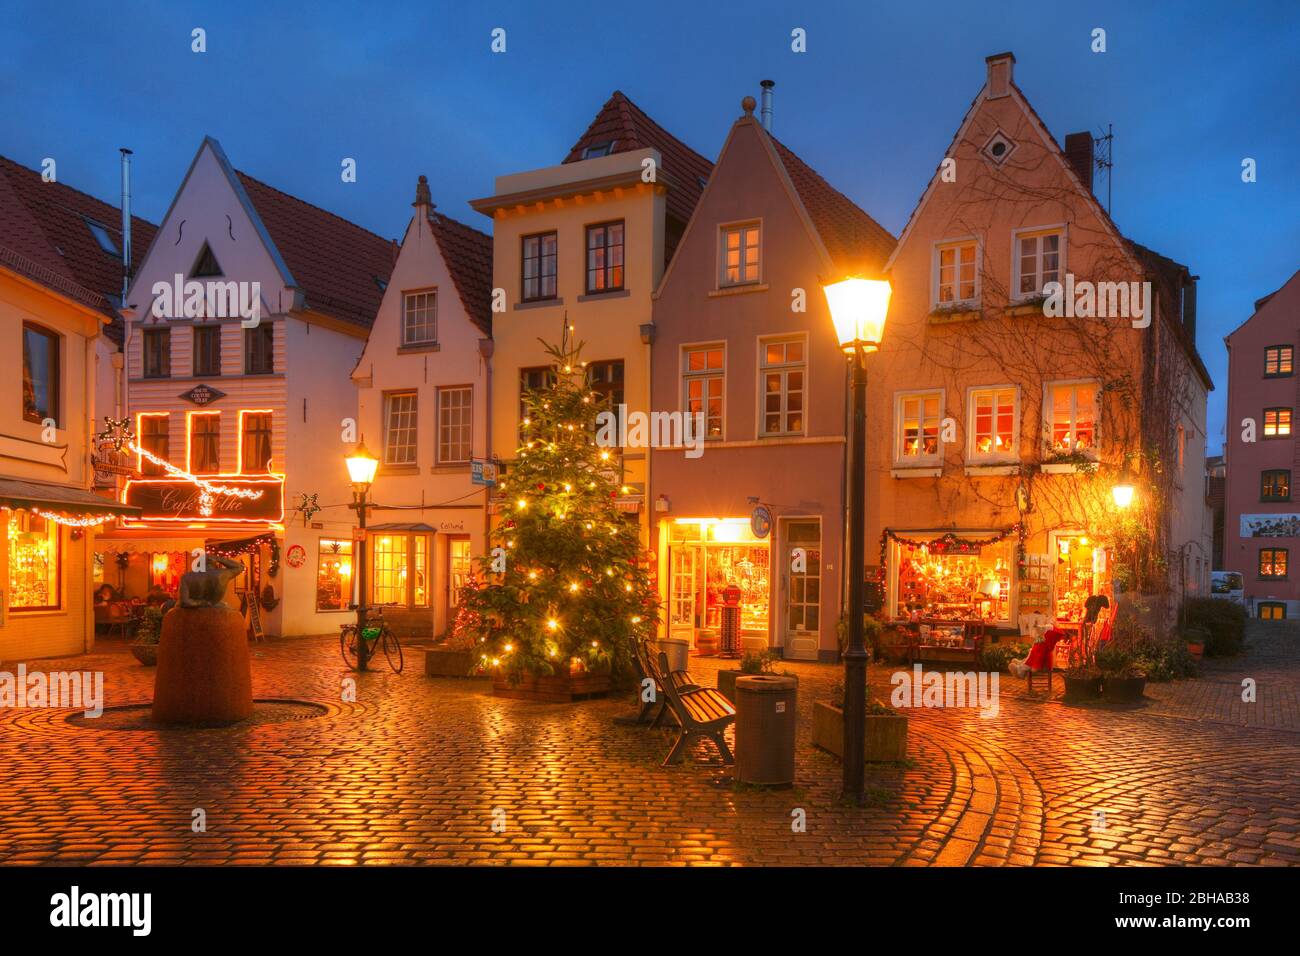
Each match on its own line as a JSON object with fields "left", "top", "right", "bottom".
{"left": 2, "top": 0, "right": 1297, "bottom": 451}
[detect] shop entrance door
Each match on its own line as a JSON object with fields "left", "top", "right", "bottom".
{"left": 670, "top": 546, "right": 696, "bottom": 643}
{"left": 446, "top": 536, "right": 472, "bottom": 616}
{"left": 784, "top": 520, "right": 821, "bottom": 661}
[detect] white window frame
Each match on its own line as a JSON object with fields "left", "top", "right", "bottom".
{"left": 1043, "top": 379, "right": 1101, "bottom": 459}
{"left": 402, "top": 289, "right": 437, "bottom": 346}
{"left": 757, "top": 333, "right": 808, "bottom": 438}
{"left": 894, "top": 389, "right": 944, "bottom": 465}
{"left": 436, "top": 385, "right": 473, "bottom": 465}
{"left": 680, "top": 342, "right": 726, "bottom": 441}
{"left": 1011, "top": 224, "right": 1066, "bottom": 300}
{"left": 932, "top": 238, "right": 980, "bottom": 308}
{"left": 719, "top": 220, "right": 762, "bottom": 288}
{"left": 966, "top": 385, "right": 1020, "bottom": 464}
{"left": 383, "top": 391, "right": 419, "bottom": 465}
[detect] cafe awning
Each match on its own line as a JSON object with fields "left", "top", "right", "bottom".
{"left": 0, "top": 478, "right": 139, "bottom": 517}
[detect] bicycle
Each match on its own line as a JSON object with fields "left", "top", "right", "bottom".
{"left": 340, "top": 604, "right": 404, "bottom": 673}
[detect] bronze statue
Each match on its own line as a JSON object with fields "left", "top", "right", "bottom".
{"left": 178, "top": 554, "right": 244, "bottom": 609}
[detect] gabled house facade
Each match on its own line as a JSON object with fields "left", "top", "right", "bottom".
{"left": 649, "top": 94, "right": 896, "bottom": 662}
{"left": 1223, "top": 269, "right": 1300, "bottom": 618}
{"left": 869, "top": 52, "right": 1213, "bottom": 635}
{"left": 470, "top": 91, "right": 713, "bottom": 546}
{"left": 107, "top": 137, "right": 394, "bottom": 637}
{"left": 351, "top": 176, "right": 493, "bottom": 639}
{"left": 0, "top": 154, "right": 148, "bottom": 658}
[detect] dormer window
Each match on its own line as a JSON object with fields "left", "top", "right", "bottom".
{"left": 582, "top": 141, "right": 616, "bottom": 159}
{"left": 191, "top": 242, "right": 222, "bottom": 278}
{"left": 983, "top": 130, "right": 1016, "bottom": 166}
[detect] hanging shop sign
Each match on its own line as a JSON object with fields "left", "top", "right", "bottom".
{"left": 471, "top": 459, "right": 498, "bottom": 487}
{"left": 179, "top": 384, "right": 227, "bottom": 407}
{"left": 122, "top": 477, "right": 284, "bottom": 524}
{"left": 286, "top": 544, "right": 307, "bottom": 568}
{"left": 750, "top": 505, "right": 772, "bottom": 539}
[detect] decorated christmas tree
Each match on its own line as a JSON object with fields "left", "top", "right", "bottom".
{"left": 462, "top": 336, "right": 658, "bottom": 684}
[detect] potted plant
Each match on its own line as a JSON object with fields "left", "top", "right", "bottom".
{"left": 1097, "top": 642, "right": 1147, "bottom": 702}
{"left": 1062, "top": 623, "right": 1104, "bottom": 701}
{"left": 812, "top": 680, "right": 907, "bottom": 762}
{"left": 1182, "top": 626, "right": 1209, "bottom": 662}
{"left": 718, "top": 650, "right": 774, "bottom": 701}
{"left": 131, "top": 606, "right": 164, "bottom": 666}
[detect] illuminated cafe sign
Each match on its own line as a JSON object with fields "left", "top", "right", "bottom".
{"left": 122, "top": 477, "right": 284, "bottom": 524}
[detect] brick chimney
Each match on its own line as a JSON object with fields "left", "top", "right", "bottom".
{"left": 1064, "top": 132, "right": 1094, "bottom": 192}
{"left": 1183, "top": 276, "right": 1198, "bottom": 340}
{"left": 985, "top": 52, "right": 1015, "bottom": 99}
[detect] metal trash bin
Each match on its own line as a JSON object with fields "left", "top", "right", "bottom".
{"left": 657, "top": 637, "right": 690, "bottom": 674}
{"left": 734, "top": 674, "right": 798, "bottom": 787}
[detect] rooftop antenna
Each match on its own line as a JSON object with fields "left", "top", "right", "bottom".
{"left": 1094, "top": 124, "right": 1114, "bottom": 214}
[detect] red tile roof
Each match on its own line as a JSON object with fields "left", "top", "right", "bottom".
{"left": 564, "top": 91, "right": 714, "bottom": 229}
{"left": 235, "top": 171, "right": 395, "bottom": 330}
{"left": 0, "top": 154, "right": 158, "bottom": 342}
{"left": 427, "top": 209, "right": 493, "bottom": 336}
{"left": 769, "top": 136, "right": 896, "bottom": 275}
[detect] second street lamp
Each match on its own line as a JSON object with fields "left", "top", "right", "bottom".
{"left": 345, "top": 441, "right": 380, "bottom": 670}
{"left": 822, "top": 276, "right": 892, "bottom": 803}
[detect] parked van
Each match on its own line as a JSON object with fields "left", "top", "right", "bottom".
{"left": 1211, "top": 571, "right": 1245, "bottom": 605}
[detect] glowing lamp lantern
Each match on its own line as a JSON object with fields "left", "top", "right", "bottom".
{"left": 823, "top": 277, "right": 892, "bottom": 352}
{"left": 1112, "top": 480, "right": 1136, "bottom": 510}
{"left": 345, "top": 441, "right": 379, "bottom": 493}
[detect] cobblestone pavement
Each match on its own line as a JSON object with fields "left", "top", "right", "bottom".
{"left": 1, "top": 623, "right": 1298, "bottom": 867}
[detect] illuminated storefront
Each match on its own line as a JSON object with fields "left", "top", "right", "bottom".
{"left": 886, "top": 528, "right": 1018, "bottom": 625}
{"left": 316, "top": 537, "right": 354, "bottom": 611}
{"left": 7, "top": 511, "right": 60, "bottom": 610}
{"left": 368, "top": 525, "right": 430, "bottom": 608}
{"left": 667, "top": 519, "right": 771, "bottom": 648}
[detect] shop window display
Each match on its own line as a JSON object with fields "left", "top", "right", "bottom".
{"left": 317, "top": 538, "right": 353, "bottom": 611}
{"left": 7, "top": 511, "right": 60, "bottom": 610}
{"left": 895, "top": 536, "right": 1012, "bottom": 624}
{"left": 669, "top": 520, "right": 770, "bottom": 639}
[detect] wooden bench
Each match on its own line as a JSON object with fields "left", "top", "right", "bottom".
{"left": 620, "top": 640, "right": 698, "bottom": 727}
{"left": 655, "top": 651, "right": 735, "bottom": 767}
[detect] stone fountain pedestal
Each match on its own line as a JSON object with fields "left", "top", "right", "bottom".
{"left": 152, "top": 606, "right": 253, "bottom": 725}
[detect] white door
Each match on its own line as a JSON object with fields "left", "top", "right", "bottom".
{"left": 670, "top": 546, "right": 696, "bottom": 643}
{"left": 784, "top": 520, "right": 821, "bottom": 660}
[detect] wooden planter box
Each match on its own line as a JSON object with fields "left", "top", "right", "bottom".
{"left": 812, "top": 701, "right": 907, "bottom": 762}
{"left": 423, "top": 648, "right": 479, "bottom": 678}
{"left": 492, "top": 672, "right": 611, "bottom": 703}
{"left": 717, "top": 669, "right": 742, "bottom": 701}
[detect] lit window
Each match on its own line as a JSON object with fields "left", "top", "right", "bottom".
{"left": 448, "top": 538, "right": 473, "bottom": 610}
{"left": 1265, "top": 345, "right": 1294, "bottom": 377}
{"left": 316, "top": 538, "right": 353, "bottom": 611}
{"left": 587, "top": 360, "right": 624, "bottom": 440}
{"left": 1259, "top": 548, "right": 1288, "bottom": 580}
{"left": 683, "top": 346, "right": 724, "bottom": 439}
{"left": 1016, "top": 230, "right": 1062, "bottom": 297}
{"left": 437, "top": 386, "right": 472, "bottom": 465}
{"left": 1261, "top": 470, "right": 1291, "bottom": 502}
{"left": 521, "top": 232, "right": 558, "bottom": 301}
{"left": 22, "top": 323, "right": 60, "bottom": 425}
{"left": 240, "top": 412, "right": 273, "bottom": 473}
{"left": 721, "top": 224, "right": 760, "bottom": 286}
{"left": 1259, "top": 602, "right": 1287, "bottom": 621}
{"left": 586, "top": 221, "right": 625, "bottom": 293}
{"left": 189, "top": 413, "right": 221, "bottom": 474}
{"left": 7, "top": 511, "right": 60, "bottom": 611}
{"left": 1048, "top": 382, "right": 1098, "bottom": 455}
{"left": 936, "top": 242, "right": 977, "bottom": 304}
{"left": 897, "top": 392, "right": 941, "bottom": 461}
{"left": 969, "top": 388, "right": 1017, "bottom": 460}
{"left": 403, "top": 291, "right": 437, "bottom": 346}
{"left": 383, "top": 392, "right": 418, "bottom": 465}
{"left": 139, "top": 414, "right": 170, "bottom": 476}
{"left": 371, "top": 533, "right": 429, "bottom": 607}
{"left": 759, "top": 338, "right": 804, "bottom": 436}
{"left": 1264, "top": 407, "right": 1292, "bottom": 438}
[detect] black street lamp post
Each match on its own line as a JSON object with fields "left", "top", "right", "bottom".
{"left": 345, "top": 442, "right": 379, "bottom": 671}
{"left": 822, "top": 277, "right": 892, "bottom": 803}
